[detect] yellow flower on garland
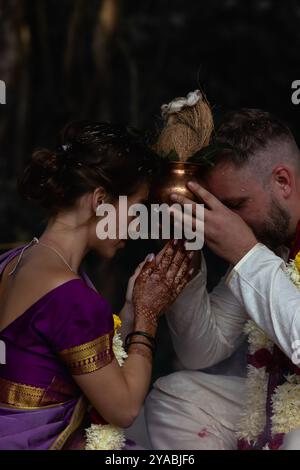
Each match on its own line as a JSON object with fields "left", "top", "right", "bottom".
{"left": 112, "top": 314, "right": 127, "bottom": 366}
{"left": 295, "top": 251, "right": 300, "bottom": 273}
{"left": 113, "top": 314, "right": 122, "bottom": 332}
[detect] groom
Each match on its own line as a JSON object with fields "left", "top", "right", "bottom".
{"left": 145, "top": 108, "right": 300, "bottom": 450}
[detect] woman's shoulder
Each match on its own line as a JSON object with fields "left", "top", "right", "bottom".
{"left": 44, "top": 270, "right": 92, "bottom": 301}
{"left": 45, "top": 270, "right": 112, "bottom": 315}
{"left": 35, "top": 271, "right": 114, "bottom": 357}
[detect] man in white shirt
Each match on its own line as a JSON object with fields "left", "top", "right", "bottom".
{"left": 145, "top": 108, "right": 300, "bottom": 449}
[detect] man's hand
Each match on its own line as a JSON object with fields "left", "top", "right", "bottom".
{"left": 170, "top": 181, "right": 258, "bottom": 265}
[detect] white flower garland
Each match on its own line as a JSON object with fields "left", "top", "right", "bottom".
{"left": 85, "top": 315, "right": 128, "bottom": 450}
{"left": 236, "top": 363, "right": 268, "bottom": 443}
{"left": 85, "top": 423, "right": 126, "bottom": 451}
{"left": 272, "top": 375, "right": 300, "bottom": 435}
{"left": 237, "top": 254, "right": 300, "bottom": 446}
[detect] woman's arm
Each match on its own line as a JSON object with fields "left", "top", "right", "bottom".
{"left": 75, "top": 240, "right": 194, "bottom": 428}
{"left": 75, "top": 316, "right": 153, "bottom": 428}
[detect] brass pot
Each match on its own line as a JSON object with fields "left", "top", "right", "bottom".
{"left": 150, "top": 161, "right": 201, "bottom": 205}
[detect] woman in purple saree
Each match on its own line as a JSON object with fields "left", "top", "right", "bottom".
{"left": 0, "top": 122, "right": 193, "bottom": 450}
{"left": 0, "top": 244, "right": 114, "bottom": 449}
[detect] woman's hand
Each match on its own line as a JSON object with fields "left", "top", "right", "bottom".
{"left": 125, "top": 255, "right": 150, "bottom": 305}
{"left": 119, "top": 255, "right": 153, "bottom": 338}
{"left": 132, "top": 240, "right": 194, "bottom": 331}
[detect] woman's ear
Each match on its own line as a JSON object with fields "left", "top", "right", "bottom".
{"left": 92, "top": 187, "right": 107, "bottom": 213}
{"left": 272, "top": 166, "right": 293, "bottom": 199}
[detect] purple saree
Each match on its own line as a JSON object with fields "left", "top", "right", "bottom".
{"left": 0, "top": 246, "right": 115, "bottom": 450}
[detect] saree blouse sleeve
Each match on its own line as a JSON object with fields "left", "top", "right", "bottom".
{"left": 38, "top": 280, "right": 115, "bottom": 375}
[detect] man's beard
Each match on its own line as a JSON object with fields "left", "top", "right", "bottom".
{"left": 252, "top": 197, "right": 291, "bottom": 251}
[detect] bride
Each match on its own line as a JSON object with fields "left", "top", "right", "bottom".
{"left": 0, "top": 121, "right": 194, "bottom": 449}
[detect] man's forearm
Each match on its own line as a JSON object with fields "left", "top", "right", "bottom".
{"left": 166, "top": 252, "right": 247, "bottom": 369}
{"left": 227, "top": 243, "right": 300, "bottom": 360}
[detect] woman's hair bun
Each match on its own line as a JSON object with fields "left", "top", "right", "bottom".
{"left": 19, "top": 120, "right": 161, "bottom": 215}
{"left": 19, "top": 148, "right": 67, "bottom": 211}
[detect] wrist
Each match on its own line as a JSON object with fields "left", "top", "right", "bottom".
{"left": 133, "top": 307, "right": 157, "bottom": 337}
{"left": 134, "top": 322, "right": 157, "bottom": 338}
{"left": 230, "top": 238, "right": 258, "bottom": 265}
{"left": 125, "top": 330, "right": 156, "bottom": 363}
{"left": 125, "top": 330, "right": 156, "bottom": 350}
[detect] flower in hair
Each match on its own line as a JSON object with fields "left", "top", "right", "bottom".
{"left": 61, "top": 143, "right": 72, "bottom": 152}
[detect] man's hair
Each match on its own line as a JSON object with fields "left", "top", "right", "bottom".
{"left": 217, "top": 108, "right": 292, "bottom": 161}
{"left": 189, "top": 108, "right": 300, "bottom": 176}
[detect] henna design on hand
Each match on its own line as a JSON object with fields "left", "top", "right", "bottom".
{"left": 132, "top": 240, "right": 194, "bottom": 327}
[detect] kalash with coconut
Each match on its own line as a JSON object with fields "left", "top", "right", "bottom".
{"left": 150, "top": 89, "right": 214, "bottom": 205}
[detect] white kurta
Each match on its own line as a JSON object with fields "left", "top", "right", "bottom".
{"left": 145, "top": 243, "right": 300, "bottom": 449}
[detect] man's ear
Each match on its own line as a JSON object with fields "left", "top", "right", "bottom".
{"left": 92, "top": 187, "right": 108, "bottom": 212}
{"left": 272, "top": 166, "right": 293, "bottom": 199}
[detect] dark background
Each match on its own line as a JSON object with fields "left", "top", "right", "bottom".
{"left": 0, "top": 0, "right": 299, "bottom": 376}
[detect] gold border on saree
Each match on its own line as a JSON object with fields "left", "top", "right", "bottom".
{"left": 0, "top": 377, "right": 59, "bottom": 409}
{"left": 0, "top": 376, "right": 79, "bottom": 409}
{"left": 49, "top": 396, "right": 87, "bottom": 450}
{"left": 59, "top": 331, "right": 114, "bottom": 375}
{"left": 0, "top": 399, "right": 74, "bottom": 410}
{"left": 0, "top": 377, "right": 45, "bottom": 408}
